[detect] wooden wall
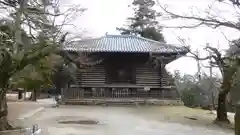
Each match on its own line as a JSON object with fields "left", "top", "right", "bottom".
{"left": 135, "top": 65, "right": 160, "bottom": 87}
{"left": 74, "top": 64, "right": 172, "bottom": 88}
{"left": 75, "top": 63, "right": 106, "bottom": 86}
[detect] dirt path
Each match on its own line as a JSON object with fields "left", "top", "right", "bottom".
{"left": 8, "top": 102, "right": 40, "bottom": 120}
{"left": 23, "top": 105, "right": 234, "bottom": 135}
{"left": 7, "top": 99, "right": 53, "bottom": 127}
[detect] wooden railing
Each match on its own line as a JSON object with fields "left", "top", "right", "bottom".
{"left": 63, "top": 87, "right": 179, "bottom": 100}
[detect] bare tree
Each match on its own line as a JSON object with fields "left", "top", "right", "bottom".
{"left": 157, "top": 0, "right": 240, "bottom": 123}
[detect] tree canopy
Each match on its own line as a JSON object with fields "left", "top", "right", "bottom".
{"left": 0, "top": 0, "right": 87, "bottom": 131}
{"left": 117, "top": 0, "right": 165, "bottom": 42}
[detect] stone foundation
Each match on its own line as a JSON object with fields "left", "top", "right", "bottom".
{"left": 63, "top": 98, "right": 183, "bottom": 106}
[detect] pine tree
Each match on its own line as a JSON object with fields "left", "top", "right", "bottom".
{"left": 117, "top": 0, "right": 165, "bottom": 42}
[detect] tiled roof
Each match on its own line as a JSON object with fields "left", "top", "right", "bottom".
{"left": 63, "top": 35, "right": 188, "bottom": 54}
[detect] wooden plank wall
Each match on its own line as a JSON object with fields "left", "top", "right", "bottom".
{"left": 136, "top": 65, "right": 160, "bottom": 87}
{"left": 75, "top": 64, "right": 106, "bottom": 86}
{"left": 74, "top": 63, "right": 172, "bottom": 88}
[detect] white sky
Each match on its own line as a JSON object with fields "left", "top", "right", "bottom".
{"left": 59, "top": 0, "right": 240, "bottom": 76}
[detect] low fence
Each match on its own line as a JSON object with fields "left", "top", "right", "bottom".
{"left": 63, "top": 87, "right": 179, "bottom": 100}
{"left": 62, "top": 87, "right": 183, "bottom": 105}
{"left": 0, "top": 124, "right": 41, "bottom": 135}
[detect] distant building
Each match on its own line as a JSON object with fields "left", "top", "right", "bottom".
{"left": 62, "top": 35, "right": 188, "bottom": 104}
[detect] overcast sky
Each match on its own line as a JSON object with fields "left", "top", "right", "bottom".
{"left": 58, "top": 0, "right": 240, "bottom": 76}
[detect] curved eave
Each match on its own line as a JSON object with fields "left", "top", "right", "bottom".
{"left": 167, "top": 51, "right": 189, "bottom": 64}
{"left": 152, "top": 49, "right": 189, "bottom": 64}
{"left": 62, "top": 47, "right": 188, "bottom": 54}
{"left": 152, "top": 49, "right": 188, "bottom": 55}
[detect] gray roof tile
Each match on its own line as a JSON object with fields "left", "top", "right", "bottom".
{"left": 63, "top": 35, "right": 188, "bottom": 54}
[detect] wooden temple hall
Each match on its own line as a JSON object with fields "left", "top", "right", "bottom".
{"left": 62, "top": 35, "right": 188, "bottom": 104}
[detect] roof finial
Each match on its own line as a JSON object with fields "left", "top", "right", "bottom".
{"left": 105, "top": 32, "right": 108, "bottom": 35}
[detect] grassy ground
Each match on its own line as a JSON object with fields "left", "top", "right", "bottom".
{"left": 159, "top": 106, "right": 234, "bottom": 125}
{"left": 134, "top": 106, "right": 234, "bottom": 132}
{"left": 147, "top": 106, "right": 234, "bottom": 130}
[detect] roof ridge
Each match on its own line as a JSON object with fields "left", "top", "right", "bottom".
{"left": 104, "top": 34, "right": 137, "bottom": 38}
{"left": 135, "top": 36, "right": 165, "bottom": 44}
{"left": 104, "top": 35, "right": 170, "bottom": 46}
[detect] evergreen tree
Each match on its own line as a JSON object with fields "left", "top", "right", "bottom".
{"left": 117, "top": 0, "right": 165, "bottom": 42}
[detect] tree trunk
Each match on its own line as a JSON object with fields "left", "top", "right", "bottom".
{"left": 215, "top": 67, "right": 236, "bottom": 123}
{"left": 0, "top": 91, "right": 12, "bottom": 131}
{"left": 216, "top": 91, "right": 229, "bottom": 122}
{"left": 31, "top": 89, "right": 37, "bottom": 101}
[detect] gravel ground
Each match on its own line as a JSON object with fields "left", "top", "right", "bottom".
{"left": 7, "top": 99, "right": 234, "bottom": 135}
{"left": 22, "top": 105, "right": 234, "bottom": 135}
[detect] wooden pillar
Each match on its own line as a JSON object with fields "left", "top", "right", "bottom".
{"left": 162, "top": 89, "right": 165, "bottom": 99}
{"left": 159, "top": 62, "right": 162, "bottom": 88}
{"left": 159, "top": 59, "right": 163, "bottom": 99}
{"left": 61, "top": 88, "right": 64, "bottom": 100}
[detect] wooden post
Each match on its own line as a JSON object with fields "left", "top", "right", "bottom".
{"left": 23, "top": 89, "right": 26, "bottom": 100}
{"left": 159, "top": 60, "right": 162, "bottom": 88}
{"left": 235, "top": 101, "right": 240, "bottom": 135}
{"left": 61, "top": 88, "right": 64, "bottom": 103}
{"left": 162, "top": 89, "right": 165, "bottom": 99}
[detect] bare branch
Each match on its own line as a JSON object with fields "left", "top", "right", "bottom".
{"left": 156, "top": 1, "right": 240, "bottom": 31}
{"left": 0, "top": 1, "right": 16, "bottom": 8}
{"left": 187, "top": 52, "right": 211, "bottom": 60}
{"left": 174, "top": 34, "right": 226, "bottom": 75}
{"left": 228, "top": 0, "right": 240, "bottom": 7}
{"left": 163, "top": 22, "right": 204, "bottom": 29}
